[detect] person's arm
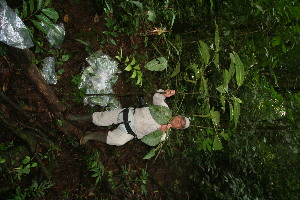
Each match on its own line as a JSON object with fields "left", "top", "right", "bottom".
{"left": 153, "top": 89, "right": 175, "bottom": 107}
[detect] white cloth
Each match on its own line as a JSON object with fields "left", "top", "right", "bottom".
{"left": 92, "top": 90, "right": 168, "bottom": 146}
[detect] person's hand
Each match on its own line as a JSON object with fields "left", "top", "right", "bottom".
{"left": 163, "top": 89, "right": 175, "bottom": 97}
{"left": 160, "top": 124, "right": 171, "bottom": 132}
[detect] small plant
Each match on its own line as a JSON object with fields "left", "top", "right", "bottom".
{"left": 16, "top": 0, "right": 60, "bottom": 38}
{"left": 116, "top": 49, "right": 143, "bottom": 86}
{"left": 9, "top": 180, "right": 54, "bottom": 200}
{"left": 14, "top": 156, "right": 37, "bottom": 180}
{"left": 75, "top": 39, "right": 93, "bottom": 55}
{"left": 87, "top": 150, "right": 105, "bottom": 185}
{"left": 101, "top": 2, "right": 119, "bottom": 46}
{"left": 70, "top": 75, "right": 85, "bottom": 104}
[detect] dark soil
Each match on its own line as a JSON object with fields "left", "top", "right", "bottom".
{"left": 1, "top": 1, "right": 191, "bottom": 199}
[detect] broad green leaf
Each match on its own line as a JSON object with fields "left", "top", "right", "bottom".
{"left": 272, "top": 36, "right": 281, "bottom": 46}
{"left": 110, "top": 32, "right": 119, "bottom": 37}
{"left": 137, "top": 72, "right": 142, "bottom": 85}
{"left": 124, "top": 65, "right": 132, "bottom": 71}
{"left": 22, "top": 0, "right": 28, "bottom": 19}
{"left": 133, "top": 64, "right": 140, "bottom": 70}
{"left": 190, "top": 63, "right": 200, "bottom": 79}
{"left": 198, "top": 40, "right": 210, "bottom": 65}
{"left": 130, "top": 58, "right": 136, "bottom": 66}
{"left": 130, "top": 70, "right": 137, "bottom": 78}
{"left": 31, "top": 19, "right": 48, "bottom": 34}
{"left": 223, "top": 69, "right": 230, "bottom": 92}
{"left": 229, "top": 103, "right": 234, "bottom": 121}
{"left": 147, "top": 10, "right": 156, "bottom": 22}
{"left": 220, "top": 95, "right": 225, "bottom": 111}
{"left": 200, "top": 75, "right": 209, "bottom": 96}
{"left": 22, "top": 156, "right": 30, "bottom": 164}
{"left": 221, "top": 131, "right": 229, "bottom": 140}
{"left": 29, "top": 0, "right": 34, "bottom": 14}
{"left": 149, "top": 105, "right": 172, "bottom": 124}
{"left": 213, "top": 135, "right": 223, "bottom": 150}
{"left": 203, "top": 138, "right": 212, "bottom": 152}
{"left": 233, "top": 98, "right": 241, "bottom": 127}
{"left": 143, "top": 148, "right": 156, "bottom": 159}
{"left": 234, "top": 52, "right": 245, "bottom": 87}
{"left": 229, "top": 53, "right": 235, "bottom": 78}
{"left": 141, "top": 130, "right": 164, "bottom": 146}
{"left": 170, "top": 63, "right": 180, "bottom": 77}
{"left": 109, "top": 38, "right": 117, "bottom": 46}
{"left": 144, "top": 57, "right": 168, "bottom": 71}
{"left": 210, "top": 110, "right": 220, "bottom": 126}
{"left": 23, "top": 166, "right": 30, "bottom": 174}
{"left": 42, "top": 8, "right": 59, "bottom": 22}
{"left": 130, "top": 1, "right": 143, "bottom": 11}
{"left": 36, "top": 14, "right": 57, "bottom": 33}
{"left": 214, "top": 23, "right": 220, "bottom": 52}
{"left": 103, "top": 31, "right": 109, "bottom": 36}
{"left": 31, "top": 162, "right": 37, "bottom": 167}
{"left": 62, "top": 55, "right": 70, "bottom": 62}
{"left": 37, "top": 0, "right": 43, "bottom": 10}
{"left": 216, "top": 84, "right": 226, "bottom": 94}
{"left": 213, "top": 53, "right": 219, "bottom": 70}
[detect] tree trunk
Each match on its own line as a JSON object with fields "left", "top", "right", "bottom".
{"left": 7, "top": 47, "right": 66, "bottom": 114}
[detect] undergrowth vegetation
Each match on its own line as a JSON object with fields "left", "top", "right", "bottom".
{"left": 0, "top": 0, "right": 299, "bottom": 199}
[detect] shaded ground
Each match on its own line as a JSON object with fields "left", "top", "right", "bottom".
{"left": 1, "top": 1, "right": 191, "bottom": 199}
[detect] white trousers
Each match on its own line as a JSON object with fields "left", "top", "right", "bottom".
{"left": 92, "top": 108, "right": 135, "bottom": 146}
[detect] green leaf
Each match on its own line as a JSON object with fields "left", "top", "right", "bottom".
{"left": 130, "top": 1, "right": 143, "bottom": 11}
{"left": 23, "top": 166, "right": 31, "bottom": 174}
{"left": 42, "top": 8, "right": 59, "bottom": 22}
{"left": 170, "top": 63, "right": 180, "bottom": 77}
{"left": 62, "top": 55, "right": 70, "bottom": 62}
{"left": 109, "top": 38, "right": 117, "bottom": 46}
{"left": 144, "top": 57, "right": 168, "bottom": 71}
{"left": 141, "top": 130, "right": 164, "bottom": 146}
{"left": 229, "top": 103, "right": 234, "bottom": 121}
{"left": 234, "top": 52, "right": 245, "bottom": 87}
{"left": 124, "top": 65, "right": 132, "bottom": 71}
{"left": 31, "top": 162, "right": 38, "bottom": 167}
{"left": 214, "top": 22, "right": 220, "bottom": 52}
{"left": 143, "top": 148, "right": 156, "bottom": 159}
{"left": 147, "top": 10, "right": 156, "bottom": 22}
{"left": 229, "top": 53, "right": 236, "bottom": 78}
{"left": 149, "top": 105, "right": 172, "bottom": 124}
{"left": 130, "top": 58, "right": 136, "bottom": 66}
{"left": 37, "top": 0, "right": 43, "bottom": 10}
{"left": 22, "top": 156, "right": 30, "bottom": 164}
{"left": 213, "top": 135, "right": 223, "bottom": 150}
{"left": 36, "top": 14, "right": 57, "bottom": 33}
{"left": 103, "top": 31, "right": 110, "bottom": 36}
{"left": 198, "top": 40, "right": 210, "bottom": 65}
{"left": 213, "top": 53, "right": 219, "bottom": 70}
{"left": 29, "top": 0, "right": 34, "bottom": 14}
{"left": 203, "top": 138, "right": 212, "bottom": 152}
{"left": 221, "top": 131, "right": 229, "bottom": 140}
{"left": 22, "top": 0, "right": 28, "bottom": 19}
{"left": 110, "top": 32, "right": 119, "bottom": 37}
{"left": 130, "top": 70, "right": 137, "bottom": 78}
{"left": 220, "top": 95, "right": 225, "bottom": 111}
{"left": 210, "top": 110, "right": 220, "bottom": 126}
{"left": 31, "top": 19, "right": 48, "bottom": 34}
{"left": 233, "top": 98, "right": 241, "bottom": 127}
{"left": 44, "top": 0, "right": 51, "bottom": 7}
{"left": 75, "top": 39, "right": 89, "bottom": 46}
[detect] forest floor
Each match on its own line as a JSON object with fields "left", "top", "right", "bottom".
{"left": 1, "top": 1, "right": 191, "bottom": 199}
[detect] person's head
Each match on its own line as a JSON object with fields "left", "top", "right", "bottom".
{"left": 170, "top": 115, "right": 190, "bottom": 129}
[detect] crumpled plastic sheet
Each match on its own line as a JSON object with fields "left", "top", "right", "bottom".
{"left": 41, "top": 57, "right": 57, "bottom": 84}
{"left": 41, "top": 22, "right": 65, "bottom": 48}
{"left": 79, "top": 50, "right": 121, "bottom": 109}
{"left": 0, "top": 0, "right": 33, "bottom": 49}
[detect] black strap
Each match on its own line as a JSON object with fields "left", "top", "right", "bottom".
{"left": 122, "top": 108, "right": 136, "bottom": 138}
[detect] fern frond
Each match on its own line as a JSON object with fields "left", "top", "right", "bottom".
{"left": 36, "top": 14, "right": 58, "bottom": 33}
{"left": 30, "top": 19, "right": 48, "bottom": 34}
{"left": 37, "top": 0, "right": 43, "bottom": 10}
{"left": 41, "top": 8, "right": 59, "bottom": 22}
{"left": 29, "top": 0, "right": 34, "bottom": 14}
{"left": 22, "top": 0, "right": 28, "bottom": 19}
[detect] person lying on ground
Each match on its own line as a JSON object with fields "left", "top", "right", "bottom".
{"left": 68, "top": 89, "right": 190, "bottom": 146}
